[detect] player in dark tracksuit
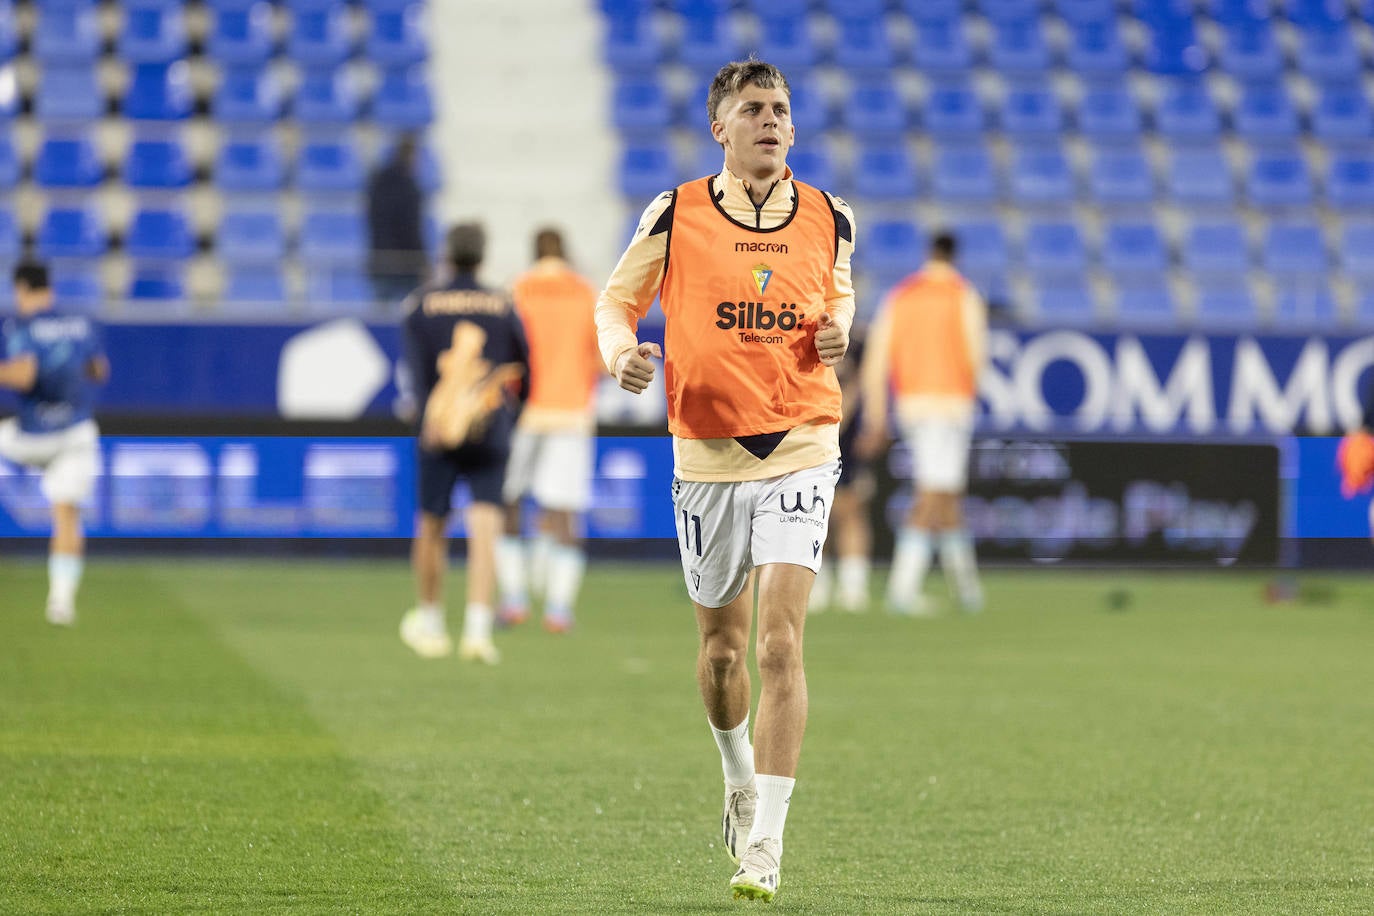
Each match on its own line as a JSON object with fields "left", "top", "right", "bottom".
{"left": 399, "top": 223, "right": 530, "bottom": 664}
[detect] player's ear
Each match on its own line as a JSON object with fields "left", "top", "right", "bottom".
{"left": 710, "top": 120, "right": 727, "bottom": 145}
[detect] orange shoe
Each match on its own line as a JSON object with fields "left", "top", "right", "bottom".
{"left": 498, "top": 604, "right": 528, "bottom": 628}
{"left": 542, "top": 613, "right": 573, "bottom": 634}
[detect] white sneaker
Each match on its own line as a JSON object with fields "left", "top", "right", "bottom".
{"left": 730, "top": 837, "right": 781, "bottom": 902}
{"left": 457, "top": 636, "right": 500, "bottom": 665}
{"left": 888, "top": 592, "right": 937, "bottom": 617}
{"left": 399, "top": 608, "right": 452, "bottom": 658}
{"left": 721, "top": 782, "right": 757, "bottom": 864}
{"left": 46, "top": 603, "right": 76, "bottom": 627}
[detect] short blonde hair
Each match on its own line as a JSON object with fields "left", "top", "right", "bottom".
{"left": 706, "top": 59, "right": 791, "bottom": 124}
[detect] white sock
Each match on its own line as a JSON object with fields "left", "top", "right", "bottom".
{"left": 709, "top": 716, "right": 755, "bottom": 789}
{"left": 462, "top": 603, "right": 493, "bottom": 642}
{"left": 418, "top": 601, "right": 445, "bottom": 631}
{"left": 495, "top": 535, "right": 527, "bottom": 610}
{"left": 544, "top": 544, "right": 585, "bottom": 621}
{"left": 888, "top": 527, "right": 933, "bottom": 606}
{"left": 747, "top": 774, "right": 795, "bottom": 845}
{"left": 838, "top": 555, "right": 869, "bottom": 610}
{"left": 48, "top": 553, "right": 83, "bottom": 610}
{"left": 939, "top": 530, "right": 982, "bottom": 604}
{"left": 808, "top": 563, "right": 833, "bottom": 611}
{"left": 529, "top": 531, "right": 555, "bottom": 598}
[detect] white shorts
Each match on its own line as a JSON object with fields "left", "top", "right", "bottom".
{"left": 0, "top": 418, "right": 100, "bottom": 504}
{"left": 501, "top": 427, "right": 594, "bottom": 512}
{"left": 672, "top": 460, "right": 840, "bottom": 608}
{"left": 902, "top": 417, "right": 972, "bottom": 492}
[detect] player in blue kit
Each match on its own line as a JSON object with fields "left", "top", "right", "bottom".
{"left": 0, "top": 262, "right": 109, "bottom": 626}
{"left": 399, "top": 223, "right": 530, "bottom": 664}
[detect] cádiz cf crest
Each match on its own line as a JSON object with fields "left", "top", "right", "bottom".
{"left": 751, "top": 264, "right": 773, "bottom": 296}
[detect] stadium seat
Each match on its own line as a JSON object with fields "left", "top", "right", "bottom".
{"left": 930, "top": 142, "right": 999, "bottom": 204}
{"left": 1218, "top": 22, "right": 1284, "bottom": 79}
{"left": 119, "top": 1, "right": 189, "bottom": 63}
{"left": 287, "top": 2, "right": 354, "bottom": 66}
{"left": 1295, "top": 25, "right": 1363, "bottom": 82}
{"left": 754, "top": 13, "right": 824, "bottom": 72}
{"left": 1246, "top": 148, "right": 1313, "bottom": 208}
{"left": 51, "top": 263, "right": 105, "bottom": 310}
{"left": 299, "top": 210, "right": 367, "bottom": 263}
{"left": 218, "top": 210, "right": 286, "bottom": 263}
{"left": 1000, "top": 84, "right": 1064, "bottom": 138}
{"left": 1142, "top": 17, "right": 1209, "bottom": 75}
{"left": 753, "top": 0, "right": 811, "bottom": 14}
{"left": 1088, "top": 145, "right": 1155, "bottom": 207}
{"left": 852, "top": 145, "right": 919, "bottom": 201}
{"left": 786, "top": 79, "right": 833, "bottom": 134}
{"left": 1064, "top": 19, "right": 1131, "bottom": 75}
{"left": 214, "top": 137, "right": 287, "bottom": 191}
{"left": 786, "top": 145, "right": 840, "bottom": 194}
{"left": 124, "top": 62, "right": 194, "bottom": 121}
{"left": 1233, "top": 82, "right": 1300, "bottom": 142}
{"left": 1055, "top": 0, "right": 1121, "bottom": 22}
{"left": 1165, "top": 147, "right": 1235, "bottom": 206}
{"left": 619, "top": 143, "right": 677, "bottom": 200}
{"left": 1183, "top": 221, "right": 1251, "bottom": 276}
{"left": 923, "top": 81, "right": 986, "bottom": 139}
{"left": 33, "top": 5, "right": 102, "bottom": 64}
{"left": 371, "top": 66, "right": 433, "bottom": 128}
{"left": 856, "top": 219, "right": 925, "bottom": 278}
{"left": 0, "top": 210, "right": 18, "bottom": 261}
{"left": 296, "top": 140, "right": 364, "bottom": 194}
{"left": 1028, "top": 278, "right": 1098, "bottom": 325}
{"left": 955, "top": 221, "right": 1012, "bottom": 275}
{"left": 1009, "top": 144, "right": 1076, "bottom": 206}
{"left": 36, "top": 65, "right": 106, "bottom": 121}
{"left": 208, "top": 2, "right": 278, "bottom": 64}
{"left": 214, "top": 67, "right": 286, "bottom": 123}
{"left": 0, "top": 5, "right": 12, "bottom": 64}
{"left": 126, "top": 207, "right": 197, "bottom": 260}
{"left": 1024, "top": 221, "right": 1089, "bottom": 275}
{"left": 1207, "top": 0, "right": 1270, "bottom": 27}
{"left": 898, "top": 0, "right": 963, "bottom": 21}
{"left": 841, "top": 81, "right": 910, "bottom": 140}
{"left": 124, "top": 140, "right": 194, "bottom": 190}
{"left": 1311, "top": 83, "right": 1373, "bottom": 144}
{"left": 1273, "top": 281, "right": 1339, "bottom": 329}
{"left": 602, "top": 8, "right": 661, "bottom": 75}
{"left": 818, "top": 0, "right": 885, "bottom": 15}
{"left": 1078, "top": 84, "right": 1143, "bottom": 141}
{"left": 305, "top": 266, "right": 374, "bottom": 308}
{"left": 1287, "top": 0, "right": 1347, "bottom": 28}
{"left": 37, "top": 207, "right": 108, "bottom": 259}
{"left": 1154, "top": 79, "right": 1221, "bottom": 140}
{"left": 1115, "top": 280, "right": 1180, "bottom": 328}
{"left": 679, "top": 12, "right": 745, "bottom": 75}
{"left": 913, "top": 17, "right": 974, "bottom": 76}
{"left": 366, "top": 3, "right": 428, "bottom": 66}
{"left": 981, "top": 0, "right": 1043, "bottom": 20}
{"left": 611, "top": 77, "right": 676, "bottom": 138}
{"left": 127, "top": 263, "right": 187, "bottom": 304}
{"left": 831, "top": 15, "right": 899, "bottom": 76}
{"left": 1195, "top": 281, "right": 1260, "bottom": 328}
{"left": 1340, "top": 223, "right": 1374, "bottom": 279}
{"left": 1262, "top": 221, "right": 1328, "bottom": 277}
{"left": 987, "top": 18, "right": 1052, "bottom": 74}
{"left": 223, "top": 266, "right": 289, "bottom": 307}
{"left": 1102, "top": 221, "right": 1170, "bottom": 276}
{"left": 33, "top": 136, "right": 104, "bottom": 189}
{"left": 293, "top": 67, "right": 363, "bottom": 124}
{"left": 0, "top": 136, "right": 18, "bottom": 189}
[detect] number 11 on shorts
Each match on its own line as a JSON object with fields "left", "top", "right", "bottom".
{"left": 682, "top": 511, "right": 703, "bottom": 557}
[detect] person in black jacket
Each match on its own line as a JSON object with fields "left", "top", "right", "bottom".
{"left": 367, "top": 133, "right": 429, "bottom": 307}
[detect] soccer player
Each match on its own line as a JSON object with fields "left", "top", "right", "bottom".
{"left": 399, "top": 223, "right": 529, "bottom": 664}
{"left": 495, "top": 228, "right": 601, "bottom": 633}
{"left": 595, "top": 59, "right": 856, "bottom": 902}
{"left": 0, "top": 261, "right": 109, "bottom": 626}
{"left": 860, "top": 231, "right": 988, "bottom": 614}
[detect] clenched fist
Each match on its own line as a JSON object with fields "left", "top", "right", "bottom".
{"left": 815, "top": 312, "right": 848, "bottom": 366}
{"left": 614, "top": 341, "right": 662, "bottom": 394}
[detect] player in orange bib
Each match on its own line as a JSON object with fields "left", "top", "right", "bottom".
{"left": 860, "top": 232, "right": 989, "bottom": 614}
{"left": 595, "top": 59, "right": 857, "bottom": 902}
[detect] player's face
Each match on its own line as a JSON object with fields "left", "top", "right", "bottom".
{"left": 712, "top": 84, "right": 794, "bottom": 185}
{"left": 14, "top": 283, "right": 53, "bottom": 316}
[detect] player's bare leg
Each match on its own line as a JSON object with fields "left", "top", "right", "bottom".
{"left": 458, "top": 501, "right": 502, "bottom": 663}
{"left": 540, "top": 509, "right": 584, "bottom": 633}
{"left": 888, "top": 492, "right": 937, "bottom": 615}
{"left": 495, "top": 502, "right": 529, "bottom": 627}
{"left": 931, "top": 492, "right": 982, "bottom": 611}
{"left": 401, "top": 512, "right": 454, "bottom": 657}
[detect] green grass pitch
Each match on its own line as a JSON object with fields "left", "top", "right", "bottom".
{"left": 2, "top": 559, "right": 1372, "bottom": 914}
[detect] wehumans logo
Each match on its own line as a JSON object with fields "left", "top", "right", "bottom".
{"left": 780, "top": 485, "right": 827, "bottom": 516}
{"left": 716, "top": 301, "right": 804, "bottom": 332}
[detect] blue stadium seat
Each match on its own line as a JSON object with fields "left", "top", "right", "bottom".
{"left": 1064, "top": 19, "right": 1131, "bottom": 75}
{"left": 1142, "top": 17, "right": 1209, "bottom": 75}
{"left": 218, "top": 210, "right": 286, "bottom": 263}
{"left": 619, "top": 143, "right": 676, "bottom": 200}
{"left": 0, "top": 210, "right": 19, "bottom": 261}
{"left": 1116, "top": 280, "right": 1180, "bottom": 328}
{"left": 296, "top": 140, "right": 364, "bottom": 194}
{"left": 1328, "top": 156, "right": 1374, "bottom": 211}
{"left": 923, "top": 81, "right": 985, "bottom": 139}
{"left": 33, "top": 136, "right": 104, "bottom": 189}
{"left": 33, "top": 5, "right": 102, "bottom": 63}
{"left": 124, "top": 140, "right": 194, "bottom": 190}
{"left": 786, "top": 145, "right": 840, "bottom": 193}
{"left": 37, "top": 207, "right": 107, "bottom": 259}
{"left": 127, "top": 263, "right": 187, "bottom": 304}
{"left": 1356, "top": 290, "right": 1374, "bottom": 329}
{"left": 1207, "top": 0, "right": 1271, "bottom": 26}
{"left": 787, "top": 78, "right": 833, "bottom": 134}
{"left": 224, "top": 266, "right": 288, "bottom": 307}
{"left": 818, "top": 0, "right": 887, "bottom": 15}
{"left": 898, "top": 0, "right": 963, "bottom": 21}
{"left": 1055, "top": 0, "right": 1120, "bottom": 24}
{"left": 371, "top": 66, "right": 433, "bottom": 128}
{"left": 857, "top": 219, "right": 925, "bottom": 278}
{"left": 692, "top": 140, "right": 724, "bottom": 181}
{"left": 0, "top": 136, "right": 18, "bottom": 189}
{"left": 306, "top": 266, "right": 373, "bottom": 308}
{"left": 36, "top": 65, "right": 106, "bottom": 121}
{"left": 215, "top": 137, "right": 286, "bottom": 191}
{"left": 124, "top": 62, "right": 194, "bottom": 121}
{"left": 126, "top": 207, "right": 197, "bottom": 260}
{"left": 294, "top": 67, "right": 363, "bottom": 124}
{"left": 1311, "top": 83, "right": 1373, "bottom": 143}
{"left": 852, "top": 145, "right": 919, "bottom": 201}
{"left": 955, "top": 221, "right": 1012, "bottom": 275}
{"left": 51, "top": 264, "right": 105, "bottom": 310}
{"left": 1247, "top": 148, "right": 1313, "bottom": 208}
{"left": 214, "top": 67, "right": 286, "bottom": 123}
{"left": 1273, "top": 281, "right": 1339, "bottom": 329}
{"left": 1287, "top": 0, "right": 1347, "bottom": 27}
{"left": 1166, "top": 147, "right": 1235, "bottom": 206}
{"left": 1195, "top": 281, "right": 1260, "bottom": 328}
{"left": 753, "top": 0, "right": 812, "bottom": 14}
{"left": 612, "top": 77, "right": 676, "bottom": 138}
{"left": 0, "top": 3, "right": 13, "bottom": 64}
{"left": 299, "top": 210, "right": 367, "bottom": 263}
{"left": 831, "top": 14, "right": 899, "bottom": 75}
{"left": 679, "top": 10, "right": 745, "bottom": 74}
{"left": 1233, "top": 82, "right": 1300, "bottom": 142}
{"left": 1295, "top": 25, "right": 1363, "bottom": 82}
{"left": 1028, "top": 278, "right": 1098, "bottom": 325}
{"left": 602, "top": 8, "right": 661, "bottom": 75}
{"left": 1088, "top": 145, "right": 1155, "bottom": 206}
{"left": 288, "top": 2, "right": 354, "bottom": 66}
{"left": 1024, "top": 221, "right": 1089, "bottom": 275}
{"left": 931, "top": 142, "right": 998, "bottom": 204}
{"left": 119, "top": 1, "right": 189, "bottom": 63}
{"left": 1218, "top": 22, "right": 1284, "bottom": 79}
{"left": 1000, "top": 84, "right": 1064, "bottom": 139}
{"left": 1154, "top": 79, "right": 1221, "bottom": 140}
{"left": 841, "top": 80, "right": 909, "bottom": 140}
{"left": 1009, "top": 144, "right": 1076, "bottom": 206}
{"left": 1183, "top": 221, "right": 1251, "bottom": 276}
{"left": 981, "top": 0, "right": 1044, "bottom": 21}
{"left": 1262, "top": 221, "right": 1328, "bottom": 277}
{"left": 366, "top": 3, "right": 428, "bottom": 66}
{"left": 754, "top": 13, "right": 824, "bottom": 72}
{"left": 913, "top": 17, "right": 973, "bottom": 75}
{"left": 208, "top": 2, "right": 277, "bottom": 64}
{"left": 987, "top": 18, "right": 1053, "bottom": 74}
{"left": 1102, "top": 221, "right": 1169, "bottom": 276}
{"left": 1078, "top": 84, "right": 1143, "bottom": 141}
{"left": 1341, "top": 223, "right": 1374, "bottom": 279}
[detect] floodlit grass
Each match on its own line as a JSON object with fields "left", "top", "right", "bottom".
{"left": 2, "top": 559, "right": 1372, "bottom": 914}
